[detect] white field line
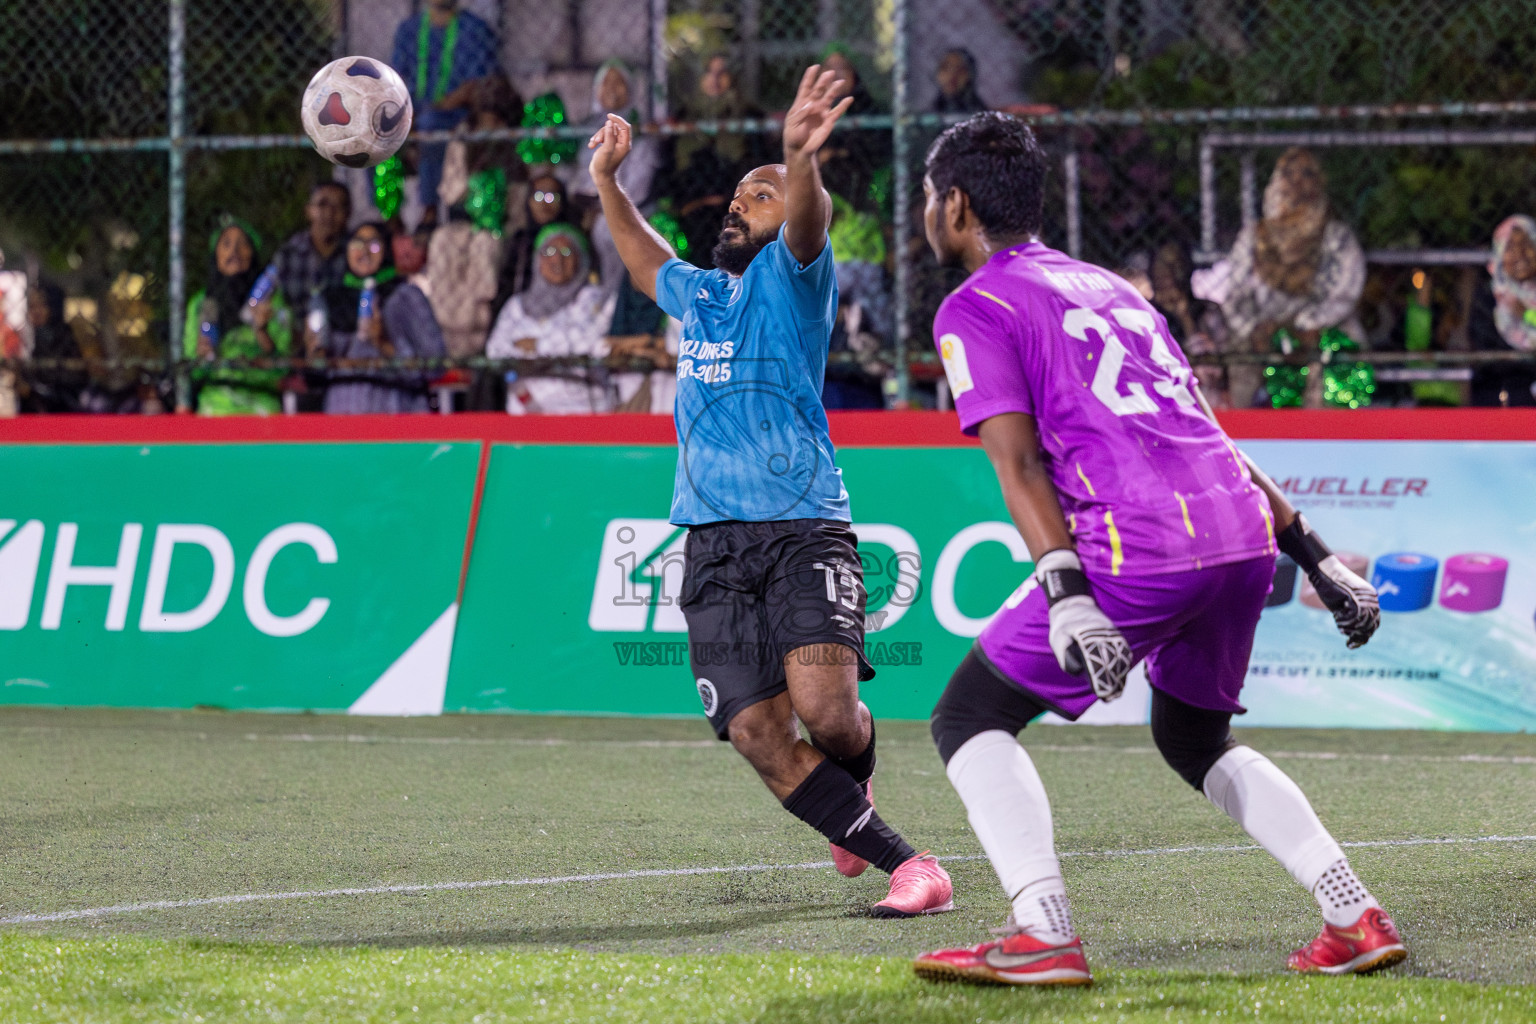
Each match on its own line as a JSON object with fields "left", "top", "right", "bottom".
{"left": 244, "top": 733, "right": 722, "bottom": 749}
{"left": 235, "top": 734, "right": 1536, "bottom": 765}
{"left": 0, "top": 727, "right": 1531, "bottom": 764}
{"left": 1029, "top": 745, "right": 1536, "bottom": 766}
{"left": 3, "top": 834, "right": 1533, "bottom": 927}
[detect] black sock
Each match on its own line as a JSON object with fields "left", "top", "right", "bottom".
{"left": 813, "top": 721, "right": 877, "bottom": 787}
{"left": 781, "top": 759, "right": 917, "bottom": 874}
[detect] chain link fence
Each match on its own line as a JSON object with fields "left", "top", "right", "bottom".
{"left": 3, "top": 0, "right": 1536, "bottom": 414}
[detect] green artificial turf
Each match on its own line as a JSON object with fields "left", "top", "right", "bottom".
{"left": 0, "top": 707, "right": 1532, "bottom": 1021}
{"left": 3, "top": 939, "right": 1534, "bottom": 1023}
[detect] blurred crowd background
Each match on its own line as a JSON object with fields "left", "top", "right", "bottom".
{"left": 5, "top": 0, "right": 1536, "bottom": 417}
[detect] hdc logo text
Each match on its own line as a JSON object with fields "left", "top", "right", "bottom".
{"left": 0, "top": 520, "right": 337, "bottom": 636}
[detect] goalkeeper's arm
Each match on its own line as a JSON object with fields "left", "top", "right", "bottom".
{"left": 975, "top": 412, "right": 1132, "bottom": 701}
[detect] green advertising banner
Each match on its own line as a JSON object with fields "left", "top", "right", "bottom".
{"left": 447, "top": 444, "right": 1030, "bottom": 720}
{"left": 11, "top": 432, "right": 1534, "bottom": 729}
{"left": 450, "top": 438, "right": 1536, "bottom": 731}
{"left": 0, "top": 443, "right": 479, "bottom": 712}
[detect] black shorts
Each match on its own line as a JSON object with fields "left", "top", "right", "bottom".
{"left": 681, "top": 519, "right": 875, "bottom": 739}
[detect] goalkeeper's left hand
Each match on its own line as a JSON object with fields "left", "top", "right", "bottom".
{"left": 1036, "top": 549, "right": 1133, "bottom": 701}
{"left": 1277, "top": 513, "right": 1380, "bottom": 649}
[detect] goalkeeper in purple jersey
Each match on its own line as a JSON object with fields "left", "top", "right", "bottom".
{"left": 908, "top": 113, "right": 1401, "bottom": 988}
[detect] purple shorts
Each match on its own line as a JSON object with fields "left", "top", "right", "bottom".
{"left": 978, "top": 555, "right": 1275, "bottom": 720}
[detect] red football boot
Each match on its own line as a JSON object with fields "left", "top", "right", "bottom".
{"left": 870, "top": 852, "right": 954, "bottom": 918}
{"left": 830, "top": 780, "right": 873, "bottom": 878}
{"left": 915, "top": 927, "right": 1092, "bottom": 987}
{"left": 1288, "top": 907, "right": 1407, "bottom": 975}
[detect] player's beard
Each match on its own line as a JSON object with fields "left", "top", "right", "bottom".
{"left": 928, "top": 220, "right": 965, "bottom": 270}
{"left": 712, "top": 214, "right": 772, "bottom": 276}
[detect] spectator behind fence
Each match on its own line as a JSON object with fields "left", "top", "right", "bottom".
{"left": 269, "top": 182, "right": 351, "bottom": 313}
{"left": 485, "top": 223, "right": 613, "bottom": 414}
{"left": 316, "top": 222, "right": 446, "bottom": 414}
{"left": 575, "top": 60, "right": 661, "bottom": 205}
{"left": 671, "top": 54, "right": 763, "bottom": 265}
{"left": 1220, "top": 148, "right": 1364, "bottom": 408}
{"left": 574, "top": 59, "right": 663, "bottom": 298}
{"left": 0, "top": 260, "right": 19, "bottom": 418}
{"left": 494, "top": 174, "right": 568, "bottom": 314}
{"left": 19, "top": 278, "right": 85, "bottom": 413}
{"left": 390, "top": 0, "right": 499, "bottom": 210}
{"left": 430, "top": 75, "right": 523, "bottom": 361}
{"left": 931, "top": 48, "right": 988, "bottom": 114}
{"left": 1151, "top": 241, "right": 1228, "bottom": 357}
{"left": 608, "top": 272, "right": 674, "bottom": 414}
{"left": 818, "top": 44, "right": 890, "bottom": 213}
{"left": 825, "top": 195, "right": 891, "bottom": 409}
{"left": 181, "top": 218, "right": 292, "bottom": 416}
{"left": 1486, "top": 215, "right": 1536, "bottom": 351}
{"left": 1469, "top": 214, "right": 1536, "bottom": 406}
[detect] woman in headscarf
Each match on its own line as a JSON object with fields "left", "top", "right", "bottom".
{"left": 180, "top": 217, "right": 292, "bottom": 415}
{"left": 1219, "top": 148, "right": 1365, "bottom": 408}
{"left": 19, "top": 278, "right": 85, "bottom": 413}
{"left": 485, "top": 222, "right": 614, "bottom": 414}
{"left": 494, "top": 173, "right": 569, "bottom": 313}
{"left": 574, "top": 58, "right": 664, "bottom": 298}
{"left": 574, "top": 59, "right": 661, "bottom": 206}
{"left": 1486, "top": 215, "right": 1536, "bottom": 351}
{"left": 1468, "top": 214, "right": 1536, "bottom": 405}
{"left": 315, "top": 221, "right": 447, "bottom": 414}
{"left": 931, "top": 48, "right": 988, "bottom": 114}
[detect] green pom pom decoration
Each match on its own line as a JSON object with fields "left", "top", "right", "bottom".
{"left": 828, "top": 194, "right": 886, "bottom": 266}
{"left": 1262, "top": 362, "right": 1307, "bottom": 408}
{"left": 518, "top": 92, "right": 578, "bottom": 167}
{"left": 1263, "top": 327, "right": 1374, "bottom": 409}
{"left": 868, "top": 165, "right": 893, "bottom": 217}
{"left": 465, "top": 167, "right": 507, "bottom": 236}
{"left": 1319, "top": 328, "right": 1375, "bottom": 409}
{"left": 647, "top": 203, "right": 689, "bottom": 260}
{"left": 373, "top": 154, "right": 405, "bottom": 221}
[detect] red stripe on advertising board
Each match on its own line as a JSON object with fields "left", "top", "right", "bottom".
{"left": 3, "top": 409, "right": 1536, "bottom": 446}
{"left": 456, "top": 441, "right": 493, "bottom": 606}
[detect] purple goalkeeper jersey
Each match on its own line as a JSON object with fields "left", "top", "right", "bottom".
{"left": 933, "top": 242, "right": 1275, "bottom": 576}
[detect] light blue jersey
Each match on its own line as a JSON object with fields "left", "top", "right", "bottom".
{"left": 655, "top": 226, "right": 851, "bottom": 526}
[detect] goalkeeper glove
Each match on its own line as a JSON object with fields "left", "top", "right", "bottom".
{"left": 1276, "top": 513, "right": 1380, "bottom": 649}
{"left": 1036, "top": 549, "right": 1133, "bottom": 701}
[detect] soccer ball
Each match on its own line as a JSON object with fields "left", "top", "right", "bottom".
{"left": 300, "top": 56, "right": 413, "bottom": 169}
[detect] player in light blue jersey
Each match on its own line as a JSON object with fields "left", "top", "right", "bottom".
{"left": 588, "top": 66, "right": 952, "bottom": 917}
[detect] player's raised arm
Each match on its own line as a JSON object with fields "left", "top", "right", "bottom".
{"left": 1192, "top": 383, "right": 1380, "bottom": 649}
{"left": 781, "top": 65, "right": 853, "bottom": 267}
{"left": 977, "top": 413, "right": 1132, "bottom": 700}
{"left": 587, "top": 114, "right": 674, "bottom": 301}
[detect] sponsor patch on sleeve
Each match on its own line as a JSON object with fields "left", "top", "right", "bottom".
{"left": 938, "top": 333, "right": 975, "bottom": 397}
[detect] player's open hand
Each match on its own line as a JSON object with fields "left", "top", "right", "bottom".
{"left": 783, "top": 65, "right": 854, "bottom": 161}
{"left": 588, "top": 113, "right": 632, "bottom": 186}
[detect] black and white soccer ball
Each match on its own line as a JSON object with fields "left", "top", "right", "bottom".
{"left": 300, "top": 56, "right": 413, "bottom": 168}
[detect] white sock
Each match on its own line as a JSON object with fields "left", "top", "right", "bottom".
{"left": 1203, "top": 746, "right": 1378, "bottom": 926}
{"left": 946, "top": 730, "right": 1075, "bottom": 943}
{"left": 1312, "top": 858, "right": 1380, "bottom": 927}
